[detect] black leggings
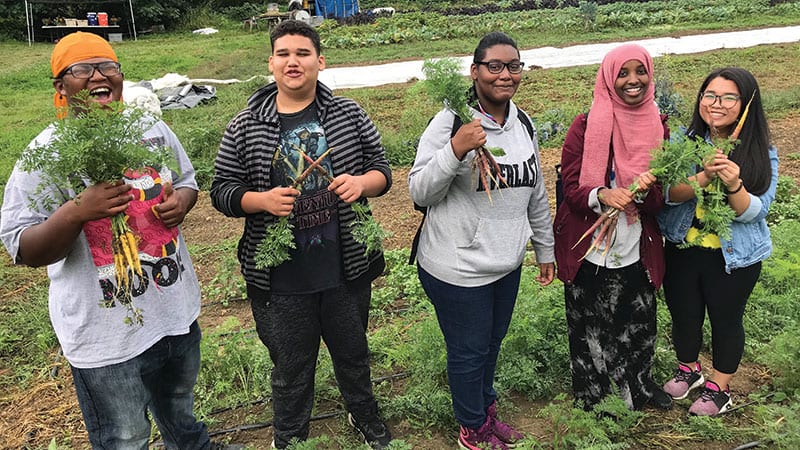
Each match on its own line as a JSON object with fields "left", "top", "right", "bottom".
{"left": 663, "top": 242, "right": 761, "bottom": 374}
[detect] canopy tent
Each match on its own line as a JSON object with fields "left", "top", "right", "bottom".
{"left": 24, "top": 0, "right": 137, "bottom": 45}
{"left": 315, "top": 0, "right": 359, "bottom": 18}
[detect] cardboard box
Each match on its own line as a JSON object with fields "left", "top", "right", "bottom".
{"left": 76, "top": 20, "right": 88, "bottom": 27}
{"left": 108, "top": 33, "right": 123, "bottom": 42}
{"left": 65, "top": 19, "right": 78, "bottom": 26}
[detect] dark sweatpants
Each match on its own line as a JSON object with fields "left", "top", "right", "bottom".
{"left": 248, "top": 283, "right": 378, "bottom": 448}
{"left": 565, "top": 261, "right": 657, "bottom": 411}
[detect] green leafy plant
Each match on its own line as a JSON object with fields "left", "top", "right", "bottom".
{"left": 19, "top": 92, "right": 175, "bottom": 325}
{"left": 350, "top": 202, "right": 391, "bottom": 256}
{"left": 421, "top": 57, "right": 508, "bottom": 203}
{"left": 767, "top": 176, "right": 800, "bottom": 225}
{"left": 255, "top": 215, "right": 296, "bottom": 269}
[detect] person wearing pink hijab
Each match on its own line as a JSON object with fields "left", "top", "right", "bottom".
{"left": 553, "top": 43, "right": 672, "bottom": 411}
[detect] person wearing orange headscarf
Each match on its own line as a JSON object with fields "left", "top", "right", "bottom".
{"left": 1, "top": 32, "right": 243, "bottom": 450}
{"left": 553, "top": 44, "right": 672, "bottom": 411}
{"left": 50, "top": 31, "right": 123, "bottom": 118}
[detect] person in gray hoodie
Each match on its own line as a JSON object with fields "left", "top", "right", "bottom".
{"left": 408, "top": 31, "right": 555, "bottom": 450}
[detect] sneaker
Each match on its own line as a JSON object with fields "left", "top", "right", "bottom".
{"left": 663, "top": 362, "right": 705, "bottom": 400}
{"left": 348, "top": 412, "right": 392, "bottom": 450}
{"left": 645, "top": 381, "right": 673, "bottom": 410}
{"left": 486, "top": 401, "right": 524, "bottom": 447}
{"left": 688, "top": 381, "right": 732, "bottom": 416}
{"left": 458, "top": 417, "right": 509, "bottom": 450}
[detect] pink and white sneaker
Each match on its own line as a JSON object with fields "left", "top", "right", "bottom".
{"left": 688, "top": 380, "right": 732, "bottom": 416}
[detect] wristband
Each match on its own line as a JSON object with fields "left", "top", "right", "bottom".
{"left": 726, "top": 179, "right": 744, "bottom": 195}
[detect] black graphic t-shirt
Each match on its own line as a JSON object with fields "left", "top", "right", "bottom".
{"left": 270, "top": 103, "right": 343, "bottom": 294}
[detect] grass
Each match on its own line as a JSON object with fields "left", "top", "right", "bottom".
{"left": 1, "top": 1, "right": 800, "bottom": 447}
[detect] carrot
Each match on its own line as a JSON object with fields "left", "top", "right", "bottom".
{"left": 580, "top": 210, "right": 615, "bottom": 260}
{"left": 119, "top": 234, "right": 135, "bottom": 279}
{"left": 479, "top": 162, "right": 492, "bottom": 203}
{"left": 572, "top": 208, "right": 615, "bottom": 250}
{"left": 299, "top": 149, "right": 335, "bottom": 183}
{"left": 291, "top": 147, "right": 335, "bottom": 189}
{"left": 484, "top": 148, "right": 508, "bottom": 188}
{"left": 730, "top": 91, "right": 756, "bottom": 141}
{"left": 600, "top": 213, "right": 619, "bottom": 258}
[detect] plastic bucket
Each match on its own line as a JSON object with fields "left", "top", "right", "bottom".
{"left": 98, "top": 12, "right": 108, "bottom": 26}
{"left": 87, "top": 12, "right": 98, "bottom": 26}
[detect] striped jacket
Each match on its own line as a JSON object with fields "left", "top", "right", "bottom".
{"left": 210, "top": 81, "right": 392, "bottom": 291}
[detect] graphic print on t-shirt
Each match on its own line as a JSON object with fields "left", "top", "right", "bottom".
{"left": 270, "top": 107, "right": 342, "bottom": 294}
{"left": 82, "top": 142, "right": 188, "bottom": 305}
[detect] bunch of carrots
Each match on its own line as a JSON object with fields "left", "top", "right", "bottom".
{"left": 256, "top": 146, "right": 388, "bottom": 268}
{"left": 255, "top": 147, "right": 333, "bottom": 269}
{"left": 20, "top": 92, "right": 174, "bottom": 325}
{"left": 110, "top": 213, "right": 144, "bottom": 325}
{"left": 421, "top": 58, "right": 508, "bottom": 203}
{"left": 574, "top": 93, "right": 755, "bottom": 259}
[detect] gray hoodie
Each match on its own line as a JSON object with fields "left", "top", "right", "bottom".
{"left": 409, "top": 102, "right": 555, "bottom": 287}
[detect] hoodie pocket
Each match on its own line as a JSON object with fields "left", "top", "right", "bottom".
{"left": 455, "top": 215, "right": 531, "bottom": 275}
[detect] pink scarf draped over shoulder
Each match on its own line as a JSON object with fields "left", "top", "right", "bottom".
{"left": 579, "top": 44, "right": 663, "bottom": 191}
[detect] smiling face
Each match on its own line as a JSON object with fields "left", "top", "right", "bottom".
{"left": 698, "top": 76, "right": 742, "bottom": 137}
{"left": 614, "top": 59, "right": 650, "bottom": 105}
{"left": 52, "top": 57, "right": 124, "bottom": 110}
{"left": 269, "top": 33, "right": 325, "bottom": 99}
{"left": 471, "top": 44, "right": 522, "bottom": 107}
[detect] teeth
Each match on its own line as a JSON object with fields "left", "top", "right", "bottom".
{"left": 90, "top": 88, "right": 110, "bottom": 95}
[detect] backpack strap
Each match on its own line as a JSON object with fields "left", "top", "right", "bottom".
{"left": 409, "top": 113, "right": 463, "bottom": 265}
{"left": 409, "top": 110, "right": 533, "bottom": 265}
{"left": 516, "top": 108, "right": 535, "bottom": 140}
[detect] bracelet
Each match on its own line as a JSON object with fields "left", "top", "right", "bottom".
{"left": 726, "top": 179, "right": 744, "bottom": 195}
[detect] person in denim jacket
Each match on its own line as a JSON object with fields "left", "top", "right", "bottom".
{"left": 659, "top": 68, "right": 778, "bottom": 416}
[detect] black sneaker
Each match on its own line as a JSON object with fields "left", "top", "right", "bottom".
{"left": 348, "top": 412, "right": 392, "bottom": 449}
{"left": 645, "top": 381, "right": 674, "bottom": 410}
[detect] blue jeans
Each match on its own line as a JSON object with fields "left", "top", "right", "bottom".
{"left": 418, "top": 265, "right": 522, "bottom": 429}
{"left": 70, "top": 321, "right": 209, "bottom": 450}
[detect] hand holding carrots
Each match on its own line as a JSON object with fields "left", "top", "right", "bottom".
{"left": 597, "top": 186, "right": 634, "bottom": 210}
{"left": 633, "top": 171, "right": 657, "bottom": 193}
{"left": 263, "top": 186, "right": 300, "bottom": 217}
{"left": 703, "top": 149, "right": 741, "bottom": 189}
{"left": 153, "top": 182, "right": 193, "bottom": 228}
{"left": 328, "top": 174, "right": 364, "bottom": 204}
{"left": 450, "top": 118, "right": 486, "bottom": 160}
{"left": 72, "top": 181, "right": 133, "bottom": 222}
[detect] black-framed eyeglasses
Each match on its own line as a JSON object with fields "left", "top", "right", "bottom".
{"left": 475, "top": 60, "right": 525, "bottom": 74}
{"left": 699, "top": 91, "right": 740, "bottom": 108}
{"left": 60, "top": 62, "right": 122, "bottom": 79}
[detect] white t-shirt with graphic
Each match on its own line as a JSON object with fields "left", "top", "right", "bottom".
{"left": 0, "top": 118, "right": 201, "bottom": 369}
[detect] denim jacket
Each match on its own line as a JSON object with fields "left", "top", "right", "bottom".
{"left": 658, "top": 145, "right": 778, "bottom": 273}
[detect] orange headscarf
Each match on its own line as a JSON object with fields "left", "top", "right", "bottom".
{"left": 51, "top": 31, "right": 119, "bottom": 118}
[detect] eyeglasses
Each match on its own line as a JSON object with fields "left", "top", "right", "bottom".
{"left": 699, "top": 92, "right": 740, "bottom": 108}
{"left": 61, "top": 62, "right": 122, "bottom": 79}
{"left": 475, "top": 60, "right": 525, "bottom": 74}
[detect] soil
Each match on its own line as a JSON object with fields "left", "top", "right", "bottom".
{"left": 1, "top": 115, "right": 798, "bottom": 450}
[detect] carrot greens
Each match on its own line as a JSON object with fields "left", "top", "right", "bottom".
{"left": 20, "top": 92, "right": 175, "bottom": 325}
{"left": 421, "top": 58, "right": 508, "bottom": 203}
{"left": 255, "top": 147, "right": 388, "bottom": 269}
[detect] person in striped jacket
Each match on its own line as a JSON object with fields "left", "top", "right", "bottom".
{"left": 210, "top": 20, "right": 393, "bottom": 450}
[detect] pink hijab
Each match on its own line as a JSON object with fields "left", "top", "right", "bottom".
{"left": 579, "top": 44, "right": 662, "bottom": 191}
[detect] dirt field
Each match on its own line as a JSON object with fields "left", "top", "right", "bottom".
{"left": 1, "top": 113, "right": 798, "bottom": 449}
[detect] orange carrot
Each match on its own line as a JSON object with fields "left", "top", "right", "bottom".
{"left": 730, "top": 91, "right": 756, "bottom": 141}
